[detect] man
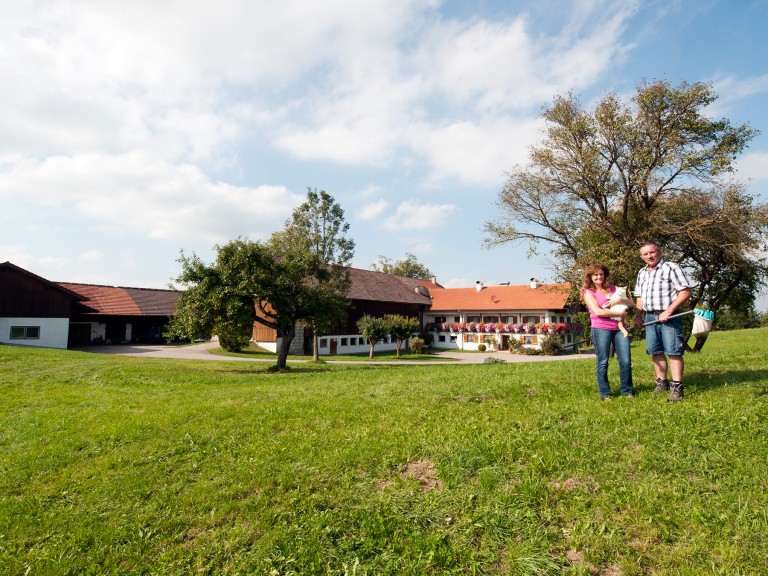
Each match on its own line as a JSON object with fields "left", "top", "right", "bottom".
{"left": 633, "top": 241, "right": 694, "bottom": 402}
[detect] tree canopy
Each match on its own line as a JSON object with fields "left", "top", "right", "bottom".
{"left": 484, "top": 79, "right": 768, "bottom": 347}
{"left": 286, "top": 188, "right": 355, "bottom": 361}
{"left": 356, "top": 315, "right": 388, "bottom": 359}
{"left": 371, "top": 252, "right": 434, "bottom": 279}
{"left": 168, "top": 188, "right": 354, "bottom": 370}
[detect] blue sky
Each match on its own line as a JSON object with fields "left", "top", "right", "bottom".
{"left": 2, "top": 0, "right": 767, "bottom": 308}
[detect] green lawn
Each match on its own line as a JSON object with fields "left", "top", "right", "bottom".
{"left": 1, "top": 329, "right": 767, "bottom": 575}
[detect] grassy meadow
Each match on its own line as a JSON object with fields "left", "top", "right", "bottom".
{"left": 1, "top": 328, "right": 767, "bottom": 575}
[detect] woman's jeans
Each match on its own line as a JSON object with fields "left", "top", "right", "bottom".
{"left": 591, "top": 328, "right": 633, "bottom": 397}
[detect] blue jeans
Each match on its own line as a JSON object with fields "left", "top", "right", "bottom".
{"left": 591, "top": 328, "right": 633, "bottom": 398}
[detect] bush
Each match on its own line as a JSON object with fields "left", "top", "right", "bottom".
{"left": 539, "top": 335, "right": 563, "bottom": 356}
{"left": 478, "top": 344, "right": 487, "bottom": 352}
{"left": 216, "top": 324, "right": 251, "bottom": 352}
{"left": 409, "top": 337, "right": 427, "bottom": 354}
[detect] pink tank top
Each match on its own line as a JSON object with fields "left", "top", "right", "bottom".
{"left": 583, "top": 287, "right": 620, "bottom": 330}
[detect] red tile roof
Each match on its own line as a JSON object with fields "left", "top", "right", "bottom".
{"left": 57, "top": 283, "right": 179, "bottom": 316}
{"left": 429, "top": 282, "right": 571, "bottom": 312}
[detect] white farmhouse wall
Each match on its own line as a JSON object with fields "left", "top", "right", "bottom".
{"left": 0, "top": 317, "right": 70, "bottom": 349}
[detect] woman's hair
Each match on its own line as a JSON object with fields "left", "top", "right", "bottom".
{"left": 582, "top": 263, "right": 610, "bottom": 291}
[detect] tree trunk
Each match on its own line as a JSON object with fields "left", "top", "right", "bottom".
{"left": 368, "top": 342, "right": 375, "bottom": 359}
{"left": 313, "top": 331, "right": 319, "bottom": 362}
{"left": 684, "top": 332, "right": 709, "bottom": 352}
{"left": 276, "top": 326, "right": 295, "bottom": 369}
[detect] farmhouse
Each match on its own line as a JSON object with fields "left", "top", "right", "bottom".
{"left": 2, "top": 261, "right": 578, "bottom": 354}
{"left": 425, "top": 279, "right": 580, "bottom": 352}
{"left": 253, "top": 272, "right": 579, "bottom": 355}
{"left": 0, "top": 262, "right": 83, "bottom": 349}
{"left": 0, "top": 261, "right": 180, "bottom": 349}
{"left": 252, "top": 268, "right": 438, "bottom": 355}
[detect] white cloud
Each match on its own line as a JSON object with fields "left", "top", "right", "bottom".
{"left": 382, "top": 199, "right": 456, "bottom": 231}
{"left": 0, "top": 152, "right": 303, "bottom": 243}
{"left": 78, "top": 250, "right": 103, "bottom": 262}
{"left": 736, "top": 152, "right": 768, "bottom": 183}
{"left": 409, "top": 116, "right": 544, "bottom": 186}
{"left": 358, "top": 199, "right": 389, "bottom": 221}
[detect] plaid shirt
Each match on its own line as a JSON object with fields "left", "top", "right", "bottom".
{"left": 634, "top": 258, "right": 693, "bottom": 312}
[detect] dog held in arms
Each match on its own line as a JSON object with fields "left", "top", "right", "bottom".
{"left": 602, "top": 286, "right": 634, "bottom": 337}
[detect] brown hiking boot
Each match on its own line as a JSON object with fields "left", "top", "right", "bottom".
{"left": 667, "top": 381, "right": 683, "bottom": 402}
{"left": 653, "top": 378, "right": 670, "bottom": 394}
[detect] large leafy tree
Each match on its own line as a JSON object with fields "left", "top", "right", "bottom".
{"left": 484, "top": 80, "right": 767, "bottom": 348}
{"left": 168, "top": 188, "right": 354, "bottom": 370}
{"left": 371, "top": 253, "right": 434, "bottom": 279}
{"left": 168, "top": 237, "right": 316, "bottom": 369}
{"left": 285, "top": 188, "right": 355, "bottom": 360}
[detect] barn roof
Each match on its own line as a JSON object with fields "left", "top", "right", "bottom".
{"left": 57, "top": 283, "right": 179, "bottom": 316}
{"left": 428, "top": 282, "right": 571, "bottom": 312}
{"left": 346, "top": 268, "right": 437, "bottom": 305}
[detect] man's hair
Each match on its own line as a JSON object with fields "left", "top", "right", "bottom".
{"left": 639, "top": 240, "right": 659, "bottom": 250}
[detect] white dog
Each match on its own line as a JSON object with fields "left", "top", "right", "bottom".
{"left": 602, "top": 286, "right": 633, "bottom": 337}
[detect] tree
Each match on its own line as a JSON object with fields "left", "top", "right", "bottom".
{"left": 285, "top": 188, "right": 355, "bottom": 361}
{"left": 383, "top": 314, "right": 420, "bottom": 357}
{"left": 356, "top": 315, "right": 389, "bottom": 359}
{"left": 371, "top": 253, "right": 434, "bottom": 279}
{"left": 167, "top": 241, "right": 263, "bottom": 352}
{"left": 168, "top": 190, "right": 354, "bottom": 370}
{"left": 168, "top": 237, "right": 317, "bottom": 369}
{"left": 484, "top": 80, "right": 767, "bottom": 349}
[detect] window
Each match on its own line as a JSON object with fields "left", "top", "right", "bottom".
{"left": 341, "top": 338, "right": 348, "bottom": 346}
{"left": 10, "top": 326, "right": 40, "bottom": 340}
{"left": 504, "top": 316, "right": 518, "bottom": 323}
{"left": 482, "top": 315, "right": 498, "bottom": 323}
{"left": 463, "top": 334, "right": 477, "bottom": 343}
{"left": 524, "top": 336, "right": 539, "bottom": 345}
{"left": 449, "top": 335, "right": 457, "bottom": 342}
{"left": 523, "top": 315, "right": 541, "bottom": 324}
{"left": 466, "top": 315, "right": 480, "bottom": 323}
{"left": 434, "top": 316, "right": 446, "bottom": 324}
{"left": 438, "top": 335, "right": 446, "bottom": 342}
{"left": 359, "top": 337, "right": 365, "bottom": 345}
{"left": 320, "top": 339, "right": 328, "bottom": 349}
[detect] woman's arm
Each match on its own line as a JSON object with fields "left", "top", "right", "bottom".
{"left": 583, "top": 290, "right": 626, "bottom": 319}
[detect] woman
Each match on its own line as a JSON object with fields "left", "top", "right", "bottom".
{"left": 582, "top": 264, "right": 634, "bottom": 400}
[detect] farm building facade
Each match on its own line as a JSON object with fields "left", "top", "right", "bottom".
{"left": 1, "top": 262, "right": 180, "bottom": 349}
{"left": 2, "top": 261, "right": 579, "bottom": 353}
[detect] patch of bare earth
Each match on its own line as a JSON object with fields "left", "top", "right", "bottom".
{"left": 377, "top": 458, "right": 444, "bottom": 491}
{"left": 565, "top": 550, "right": 623, "bottom": 575}
{"left": 548, "top": 476, "right": 599, "bottom": 492}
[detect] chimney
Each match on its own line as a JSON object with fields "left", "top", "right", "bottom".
{"left": 431, "top": 276, "right": 438, "bottom": 285}
{"left": 475, "top": 281, "right": 483, "bottom": 292}
{"left": 530, "top": 278, "right": 539, "bottom": 289}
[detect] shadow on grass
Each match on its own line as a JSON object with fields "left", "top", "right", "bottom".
{"left": 689, "top": 368, "right": 768, "bottom": 394}
{"left": 629, "top": 368, "right": 768, "bottom": 396}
